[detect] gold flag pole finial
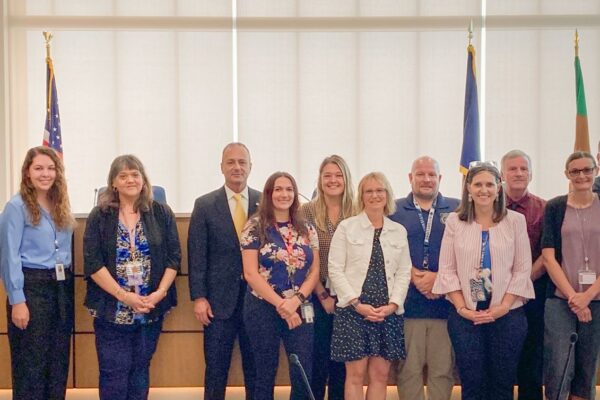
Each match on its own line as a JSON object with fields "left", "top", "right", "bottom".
{"left": 43, "top": 31, "right": 53, "bottom": 59}
{"left": 575, "top": 29, "right": 579, "bottom": 57}
{"left": 468, "top": 19, "right": 473, "bottom": 46}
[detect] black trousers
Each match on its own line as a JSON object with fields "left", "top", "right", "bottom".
{"left": 311, "top": 298, "right": 345, "bottom": 400}
{"left": 243, "top": 292, "right": 314, "bottom": 400}
{"left": 203, "top": 284, "right": 256, "bottom": 400}
{"left": 448, "top": 307, "right": 527, "bottom": 400}
{"left": 6, "top": 267, "right": 73, "bottom": 400}
{"left": 517, "top": 277, "right": 547, "bottom": 400}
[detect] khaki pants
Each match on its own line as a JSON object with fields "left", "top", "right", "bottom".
{"left": 397, "top": 318, "right": 455, "bottom": 400}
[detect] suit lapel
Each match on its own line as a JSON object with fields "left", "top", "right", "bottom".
{"left": 216, "top": 187, "right": 238, "bottom": 241}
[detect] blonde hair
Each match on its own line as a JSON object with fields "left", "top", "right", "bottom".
{"left": 356, "top": 172, "right": 396, "bottom": 215}
{"left": 20, "top": 146, "right": 74, "bottom": 229}
{"left": 313, "top": 155, "right": 355, "bottom": 230}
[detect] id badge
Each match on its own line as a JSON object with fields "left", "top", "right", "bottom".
{"left": 578, "top": 269, "right": 597, "bottom": 285}
{"left": 55, "top": 263, "right": 66, "bottom": 281}
{"left": 469, "top": 278, "right": 486, "bottom": 302}
{"left": 300, "top": 302, "right": 314, "bottom": 324}
{"left": 125, "top": 261, "right": 144, "bottom": 286}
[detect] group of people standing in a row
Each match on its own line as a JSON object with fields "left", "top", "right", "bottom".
{"left": 1, "top": 143, "right": 599, "bottom": 400}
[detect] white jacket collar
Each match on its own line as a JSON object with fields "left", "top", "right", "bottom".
{"left": 357, "top": 211, "right": 398, "bottom": 232}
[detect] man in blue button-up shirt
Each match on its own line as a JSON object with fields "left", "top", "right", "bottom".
{"left": 391, "top": 156, "right": 460, "bottom": 400}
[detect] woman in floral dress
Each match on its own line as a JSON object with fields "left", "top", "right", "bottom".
{"left": 241, "top": 171, "right": 320, "bottom": 400}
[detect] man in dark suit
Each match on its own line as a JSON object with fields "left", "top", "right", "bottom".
{"left": 188, "top": 142, "right": 260, "bottom": 400}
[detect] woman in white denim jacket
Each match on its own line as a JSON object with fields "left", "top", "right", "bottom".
{"left": 328, "top": 172, "right": 412, "bottom": 400}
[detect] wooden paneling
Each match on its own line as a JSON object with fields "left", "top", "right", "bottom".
{"left": 73, "top": 217, "right": 87, "bottom": 276}
{"left": 0, "top": 336, "right": 10, "bottom": 388}
{"left": 176, "top": 217, "right": 189, "bottom": 275}
{"left": 162, "top": 277, "right": 203, "bottom": 332}
{"left": 0, "top": 286, "right": 6, "bottom": 333}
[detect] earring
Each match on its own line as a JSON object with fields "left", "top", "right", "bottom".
{"left": 112, "top": 186, "right": 118, "bottom": 192}
{"left": 468, "top": 193, "right": 472, "bottom": 202}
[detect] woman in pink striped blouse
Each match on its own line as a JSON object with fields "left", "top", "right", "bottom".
{"left": 432, "top": 162, "right": 535, "bottom": 400}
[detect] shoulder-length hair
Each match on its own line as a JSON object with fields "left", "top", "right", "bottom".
{"left": 312, "top": 155, "right": 355, "bottom": 231}
{"left": 98, "top": 154, "right": 153, "bottom": 212}
{"left": 356, "top": 172, "right": 396, "bottom": 215}
{"left": 456, "top": 164, "right": 507, "bottom": 223}
{"left": 256, "top": 171, "right": 308, "bottom": 244}
{"left": 20, "top": 146, "right": 74, "bottom": 229}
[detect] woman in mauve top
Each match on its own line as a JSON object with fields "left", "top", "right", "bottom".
{"left": 542, "top": 151, "right": 600, "bottom": 400}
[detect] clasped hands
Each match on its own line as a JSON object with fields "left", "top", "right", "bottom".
{"left": 276, "top": 296, "right": 303, "bottom": 329}
{"left": 568, "top": 292, "right": 593, "bottom": 323}
{"left": 120, "top": 290, "right": 165, "bottom": 314}
{"left": 461, "top": 303, "right": 510, "bottom": 325}
{"left": 412, "top": 268, "right": 442, "bottom": 300}
{"left": 354, "top": 302, "right": 397, "bottom": 322}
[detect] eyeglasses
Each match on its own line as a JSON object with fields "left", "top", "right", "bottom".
{"left": 469, "top": 160, "right": 498, "bottom": 170}
{"left": 363, "top": 188, "right": 386, "bottom": 197}
{"left": 567, "top": 167, "right": 596, "bottom": 178}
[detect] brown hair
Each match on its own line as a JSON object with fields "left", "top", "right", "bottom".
{"left": 456, "top": 164, "right": 507, "bottom": 223}
{"left": 20, "top": 146, "right": 74, "bottom": 229}
{"left": 98, "top": 154, "right": 153, "bottom": 212}
{"left": 255, "top": 172, "right": 307, "bottom": 245}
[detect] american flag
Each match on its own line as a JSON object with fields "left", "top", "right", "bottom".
{"left": 42, "top": 57, "right": 63, "bottom": 157}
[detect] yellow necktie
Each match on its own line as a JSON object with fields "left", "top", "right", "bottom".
{"left": 233, "top": 193, "right": 247, "bottom": 238}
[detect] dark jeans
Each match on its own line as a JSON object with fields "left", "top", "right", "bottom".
{"left": 7, "top": 268, "right": 73, "bottom": 400}
{"left": 312, "top": 297, "right": 345, "bottom": 400}
{"left": 543, "top": 298, "right": 600, "bottom": 400}
{"left": 94, "top": 317, "right": 163, "bottom": 400}
{"left": 517, "top": 277, "right": 547, "bottom": 400}
{"left": 204, "top": 284, "right": 255, "bottom": 400}
{"left": 448, "top": 307, "right": 527, "bottom": 400}
{"left": 243, "top": 292, "right": 314, "bottom": 400}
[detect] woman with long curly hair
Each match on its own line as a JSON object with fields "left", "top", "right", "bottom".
{"left": 0, "top": 146, "right": 75, "bottom": 400}
{"left": 241, "top": 171, "right": 320, "bottom": 399}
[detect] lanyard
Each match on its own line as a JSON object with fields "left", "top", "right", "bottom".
{"left": 413, "top": 198, "right": 437, "bottom": 269}
{"left": 480, "top": 231, "right": 489, "bottom": 272}
{"left": 275, "top": 222, "right": 298, "bottom": 283}
{"left": 41, "top": 210, "right": 60, "bottom": 264}
{"left": 574, "top": 207, "right": 591, "bottom": 271}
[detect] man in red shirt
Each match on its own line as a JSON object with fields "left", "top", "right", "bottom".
{"left": 501, "top": 149, "right": 546, "bottom": 400}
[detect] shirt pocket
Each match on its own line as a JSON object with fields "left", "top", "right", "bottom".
{"left": 346, "top": 237, "right": 366, "bottom": 265}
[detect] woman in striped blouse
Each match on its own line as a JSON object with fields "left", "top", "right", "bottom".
{"left": 432, "top": 162, "right": 534, "bottom": 400}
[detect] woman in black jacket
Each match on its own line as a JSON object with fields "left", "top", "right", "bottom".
{"left": 84, "top": 155, "right": 180, "bottom": 400}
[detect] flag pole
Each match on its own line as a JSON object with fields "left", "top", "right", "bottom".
{"left": 468, "top": 19, "right": 473, "bottom": 46}
{"left": 574, "top": 29, "right": 579, "bottom": 57}
{"left": 43, "top": 32, "right": 53, "bottom": 60}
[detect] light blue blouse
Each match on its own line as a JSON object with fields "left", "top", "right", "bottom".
{"left": 0, "top": 194, "right": 73, "bottom": 304}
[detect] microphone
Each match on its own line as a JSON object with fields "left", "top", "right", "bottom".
{"left": 570, "top": 332, "right": 578, "bottom": 344}
{"left": 288, "top": 354, "right": 315, "bottom": 400}
{"left": 556, "top": 332, "right": 578, "bottom": 400}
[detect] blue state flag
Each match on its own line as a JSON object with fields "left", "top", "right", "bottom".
{"left": 459, "top": 44, "right": 480, "bottom": 175}
{"left": 42, "top": 57, "right": 63, "bottom": 157}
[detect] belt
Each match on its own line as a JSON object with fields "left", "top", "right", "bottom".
{"left": 22, "top": 266, "right": 72, "bottom": 281}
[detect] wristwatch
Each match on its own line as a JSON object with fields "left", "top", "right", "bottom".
{"left": 295, "top": 292, "right": 307, "bottom": 303}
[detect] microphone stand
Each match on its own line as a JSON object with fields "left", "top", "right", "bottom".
{"left": 556, "top": 332, "right": 578, "bottom": 400}
{"left": 289, "top": 353, "right": 316, "bottom": 400}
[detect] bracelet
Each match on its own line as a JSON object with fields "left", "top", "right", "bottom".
{"left": 157, "top": 287, "right": 168, "bottom": 297}
{"left": 115, "top": 288, "right": 128, "bottom": 302}
{"left": 456, "top": 306, "right": 466, "bottom": 315}
{"left": 319, "top": 291, "right": 330, "bottom": 300}
{"left": 350, "top": 299, "right": 361, "bottom": 309}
